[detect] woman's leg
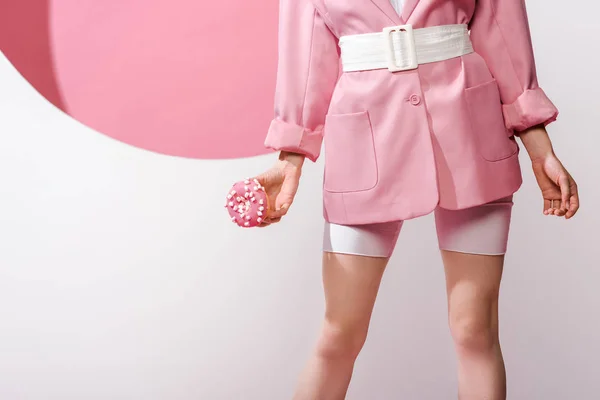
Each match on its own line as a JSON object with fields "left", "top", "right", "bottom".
{"left": 442, "top": 251, "right": 506, "bottom": 400}
{"left": 293, "top": 252, "right": 389, "bottom": 400}
{"left": 294, "top": 221, "right": 401, "bottom": 400}
{"left": 435, "top": 197, "right": 513, "bottom": 400}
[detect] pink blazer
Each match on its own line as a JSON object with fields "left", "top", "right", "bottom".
{"left": 263, "top": 0, "right": 559, "bottom": 225}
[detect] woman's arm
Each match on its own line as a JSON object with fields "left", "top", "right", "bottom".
{"left": 518, "top": 124, "right": 554, "bottom": 162}
{"left": 263, "top": 0, "right": 340, "bottom": 163}
{"left": 279, "top": 151, "right": 306, "bottom": 169}
{"left": 255, "top": 1, "right": 339, "bottom": 226}
{"left": 469, "top": 0, "right": 558, "bottom": 132}
{"left": 470, "top": 1, "right": 579, "bottom": 218}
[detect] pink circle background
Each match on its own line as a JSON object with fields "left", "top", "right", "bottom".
{"left": 0, "top": 0, "right": 278, "bottom": 159}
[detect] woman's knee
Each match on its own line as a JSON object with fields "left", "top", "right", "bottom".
{"left": 316, "top": 318, "right": 369, "bottom": 360}
{"left": 449, "top": 303, "right": 498, "bottom": 352}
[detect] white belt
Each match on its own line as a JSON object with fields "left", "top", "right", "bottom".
{"left": 339, "top": 24, "right": 473, "bottom": 73}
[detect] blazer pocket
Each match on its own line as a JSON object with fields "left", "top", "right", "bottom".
{"left": 465, "top": 80, "right": 518, "bottom": 162}
{"left": 323, "top": 111, "right": 378, "bottom": 193}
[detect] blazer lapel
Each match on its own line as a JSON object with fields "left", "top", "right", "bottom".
{"left": 400, "top": 0, "right": 419, "bottom": 23}
{"left": 369, "top": 0, "right": 403, "bottom": 25}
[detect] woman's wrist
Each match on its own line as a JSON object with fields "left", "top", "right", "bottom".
{"left": 517, "top": 124, "right": 555, "bottom": 162}
{"left": 278, "top": 151, "right": 305, "bottom": 169}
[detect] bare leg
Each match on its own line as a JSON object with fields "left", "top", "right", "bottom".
{"left": 442, "top": 251, "right": 506, "bottom": 400}
{"left": 293, "top": 252, "right": 389, "bottom": 400}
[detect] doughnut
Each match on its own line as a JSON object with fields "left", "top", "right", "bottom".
{"left": 225, "top": 178, "right": 269, "bottom": 228}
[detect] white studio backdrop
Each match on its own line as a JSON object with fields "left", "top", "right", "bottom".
{"left": 0, "top": 1, "right": 599, "bottom": 399}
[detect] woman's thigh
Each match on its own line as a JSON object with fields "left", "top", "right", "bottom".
{"left": 435, "top": 198, "right": 512, "bottom": 336}
{"left": 320, "top": 220, "right": 400, "bottom": 335}
{"left": 321, "top": 252, "right": 389, "bottom": 328}
{"left": 435, "top": 196, "right": 514, "bottom": 256}
{"left": 323, "top": 220, "right": 403, "bottom": 258}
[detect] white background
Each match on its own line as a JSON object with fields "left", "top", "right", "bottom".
{"left": 1, "top": 2, "right": 599, "bottom": 399}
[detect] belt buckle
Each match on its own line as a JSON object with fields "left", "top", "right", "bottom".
{"left": 383, "top": 24, "right": 418, "bottom": 72}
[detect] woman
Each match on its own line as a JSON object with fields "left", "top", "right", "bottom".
{"left": 255, "top": 0, "right": 579, "bottom": 398}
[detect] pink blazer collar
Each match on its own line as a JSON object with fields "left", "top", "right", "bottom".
{"left": 370, "top": 0, "right": 419, "bottom": 25}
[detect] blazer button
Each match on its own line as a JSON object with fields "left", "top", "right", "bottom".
{"left": 409, "top": 94, "right": 421, "bottom": 106}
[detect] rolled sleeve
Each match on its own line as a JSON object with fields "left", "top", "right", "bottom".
{"left": 502, "top": 87, "right": 558, "bottom": 132}
{"left": 264, "top": 119, "right": 323, "bottom": 162}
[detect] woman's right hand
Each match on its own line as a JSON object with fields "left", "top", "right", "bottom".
{"left": 255, "top": 151, "right": 304, "bottom": 226}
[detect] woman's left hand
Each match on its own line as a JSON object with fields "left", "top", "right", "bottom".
{"left": 531, "top": 153, "right": 579, "bottom": 219}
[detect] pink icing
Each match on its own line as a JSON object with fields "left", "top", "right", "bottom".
{"left": 225, "top": 178, "right": 269, "bottom": 228}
